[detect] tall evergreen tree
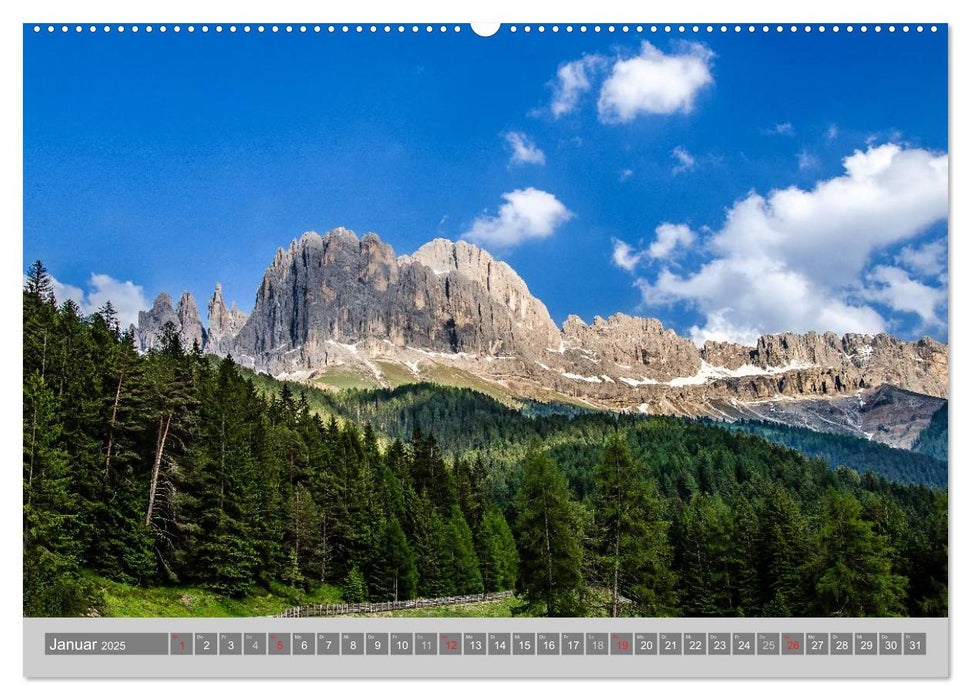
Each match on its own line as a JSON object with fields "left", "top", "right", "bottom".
{"left": 678, "top": 493, "right": 734, "bottom": 616}
{"left": 758, "top": 486, "right": 813, "bottom": 616}
{"left": 478, "top": 505, "right": 519, "bottom": 592}
{"left": 370, "top": 518, "right": 418, "bottom": 602}
{"left": 446, "top": 505, "right": 483, "bottom": 594}
{"left": 593, "top": 434, "right": 677, "bottom": 616}
{"left": 515, "top": 450, "right": 584, "bottom": 616}
{"left": 411, "top": 492, "right": 451, "bottom": 597}
{"left": 815, "top": 490, "right": 907, "bottom": 616}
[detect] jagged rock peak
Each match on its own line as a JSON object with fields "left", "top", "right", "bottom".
{"left": 176, "top": 292, "right": 206, "bottom": 351}
{"left": 404, "top": 238, "right": 560, "bottom": 344}
{"left": 149, "top": 291, "right": 175, "bottom": 314}
{"left": 560, "top": 312, "right": 702, "bottom": 380}
{"left": 207, "top": 283, "right": 248, "bottom": 355}
{"left": 135, "top": 292, "right": 179, "bottom": 351}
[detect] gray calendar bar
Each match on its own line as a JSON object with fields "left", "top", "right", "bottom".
{"left": 26, "top": 618, "right": 946, "bottom": 678}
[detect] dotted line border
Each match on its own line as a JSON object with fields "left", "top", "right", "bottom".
{"left": 30, "top": 24, "right": 940, "bottom": 35}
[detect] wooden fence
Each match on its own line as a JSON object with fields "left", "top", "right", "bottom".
{"left": 274, "top": 590, "right": 515, "bottom": 618}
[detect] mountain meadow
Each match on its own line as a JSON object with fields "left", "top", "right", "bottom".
{"left": 23, "top": 262, "right": 947, "bottom": 618}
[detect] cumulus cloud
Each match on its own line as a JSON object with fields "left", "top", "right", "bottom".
{"left": 896, "top": 238, "right": 947, "bottom": 278}
{"left": 671, "top": 146, "right": 696, "bottom": 175}
{"left": 47, "top": 272, "right": 149, "bottom": 328}
{"left": 611, "top": 238, "right": 646, "bottom": 272}
{"left": 549, "top": 55, "right": 604, "bottom": 118}
{"left": 505, "top": 131, "right": 546, "bottom": 166}
{"left": 598, "top": 41, "right": 714, "bottom": 123}
{"left": 648, "top": 223, "right": 695, "bottom": 259}
{"left": 632, "top": 143, "right": 948, "bottom": 344}
{"left": 611, "top": 223, "right": 695, "bottom": 273}
{"left": 863, "top": 265, "right": 946, "bottom": 329}
{"left": 463, "top": 188, "right": 573, "bottom": 250}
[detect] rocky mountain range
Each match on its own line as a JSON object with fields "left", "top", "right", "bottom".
{"left": 136, "top": 228, "right": 949, "bottom": 449}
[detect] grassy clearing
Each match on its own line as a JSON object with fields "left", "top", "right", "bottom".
{"left": 86, "top": 574, "right": 343, "bottom": 618}
{"left": 369, "top": 359, "right": 415, "bottom": 387}
{"left": 310, "top": 366, "right": 382, "bottom": 391}
{"left": 418, "top": 364, "right": 522, "bottom": 408}
{"left": 82, "top": 574, "right": 522, "bottom": 618}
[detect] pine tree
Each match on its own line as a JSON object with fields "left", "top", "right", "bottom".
{"left": 370, "top": 518, "right": 418, "bottom": 602}
{"left": 593, "top": 433, "right": 677, "bottom": 616}
{"left": 23, "top": 373, "right": 85, "bottom": 615}
{"left": 411, "top": 492, "right": 451, "bottom": 597}
{"left": 730, "top": 496, "right": 762, "bottom": 616}
{"left": 515, "top": 449, "right": 584, "bottom": 616}
{"left": 759, "top": 486, "right": 813, "bottom": 615}
{"left": 344, "top": 565, "right": 369, "bottom": 603}
{"left": 478, "top": 506, "right": 519, "bottom": 592}
{"left": 815, "top": 490, "right": 907, "bottom": 616}
{"left": 24, "top": 259, "right": 54, "bottom": 303}
{"left": 446, "top": 505, "right": 483, "bottom": 594}
{"left": 410, "top": 427, "right": 456, "bottom": 511}
{"left": 678, "top": 493, "right": 734, "bottom": 616}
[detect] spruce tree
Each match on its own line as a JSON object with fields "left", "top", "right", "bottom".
{"left": 758, "top": 485, "right": 813, "bottom": 615}
{"left": 678, "top": 493, "right": 734, "bottom": 616}
{"left": 515, "top": 450, "right": 584, "bottom": 616}
{"left": 23, "top": 374, "right": 85, "bottom": 615}
{"left": 815, "top": 490, "right": 907, "bottom": 616}
{"left": 593, "top": 434, "right": 677, "bottom": 616}
{"left": 344, "top": 565, "right": 369, "bottom": 603}
{"left": 478, "top": 505, "right": 519, "bottom": 592}
{"left": 446, "top": 505, "right": 483, "bottom": 594}
{"left": 370, "top": 518, "right": 418, "bottom": 602}
{"left": 411, "top": 492, "right": 452, "bottom": 597}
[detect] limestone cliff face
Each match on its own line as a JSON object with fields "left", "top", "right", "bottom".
{"left": 403, "top": 239, "right": 561, "bottom": 350}
{"left": 558, "top": 313, "right": 701, "bottom": 382}
{"left": 137, "top": 291, "right": 206, "bottom": 353}
{"left": 136, "top": 292, "right": 179, "bottom": 351}
{"left": 136, "top": 226, "right": 948, "bottom": 438}
{"left": 176, "top": 292, "right": 206, "bottom": 351}
{"left": 229, "top": 229, "right": 562, "bottom": 372}
{"left": 207, "top": 283, "right": 248, "bottom": 355}
{"left": 699, "top": 331, "right": 947, "bottom": 399}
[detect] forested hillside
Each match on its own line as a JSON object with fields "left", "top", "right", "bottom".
{"left": 913, "top": 404, "right": 948, "bottom": 462}
{"left": 23, "top": 261, "right": 947, "bottom": 618}
{"left": 721, "top": 420, "right": 947, "bottom": 488}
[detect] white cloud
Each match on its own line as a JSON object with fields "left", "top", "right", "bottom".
{"left": 50, "top": 276, "right": 85, "bottom": 307}
{"left": 505, "top": 131, "right": 546, "bottom": 166}
{"left": 633, "top": 143, "right": 948, "bottom": 344}
{"left": 463, "top": 188, "right": 573, "bottom": 250}
{"left": 648, "top": 223, "right": 695, "bottom": 259}
{"left": 863, "top": 265, "right": 946, "bottom": 329}
{"left": 826, "top": 124, "right": 839, "bottom": 142}
{"left": 671, "top": 146, "right": 696, "bottom": 175}
{"left": 611, "top": 238, "right": 646, "bottom": 272}
{"left": 797, "top": 149, "right": 819, "bottom": 171}
{"left": 611, "top": 224, "right": 695, "bottom": 273}
{"left": 767, "top": 122, "right": 794, "bottom": 136}
{"left": 549, "top": 55, "right": 604, "bottom": 118}
{"left": 896, "top": 238, "right": 947, "bottom": 278}
{"left": 597, "top": 41, "right": 714, "bottom": 123}
{"left": 619, "top": 168, "right": 634, "bottom": 182}
{"left": 48, "top": 273, "right": 149, "bottom": 328}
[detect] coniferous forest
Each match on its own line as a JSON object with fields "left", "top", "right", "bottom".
{"left": 23, "top": 261, "right": 948, "bottom": 618}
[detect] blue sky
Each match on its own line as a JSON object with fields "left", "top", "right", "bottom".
{"left": 24, "top": 25, "right": 948, "bottom": 344}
